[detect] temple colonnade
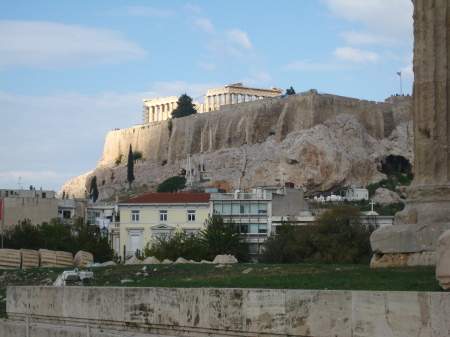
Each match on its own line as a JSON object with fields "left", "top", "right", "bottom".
{"left": 143, "top": 96, "right": 178, "bottom": 123}
{"left": 203, "top": 83, "right": 283, "bottom": 112}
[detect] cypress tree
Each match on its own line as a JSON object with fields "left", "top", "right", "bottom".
{"left": 90, "top": 176, "right": 99, "bottom": 202}
{"left": 127, "top": 144, "right": 135, "bottom": 189}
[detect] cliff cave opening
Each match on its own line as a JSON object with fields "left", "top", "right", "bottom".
{"left": 381, "top": 155, "right": 412, "bottom": 175}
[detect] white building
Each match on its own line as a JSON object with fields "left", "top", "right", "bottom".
{"left": 344, "top": 188, "right": 369, "bottom": 201}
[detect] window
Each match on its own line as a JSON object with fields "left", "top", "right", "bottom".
{"left": 131, "top": 210, "right": 140, "bottom": 222}
{"left": 213, "top": 204, "right": 222, "bottom": 214}
{"left": 240, "top": 204, "right": 249, "bottom": 214}
{"left": 187, "top": 210, "right": 196, "bottom": 221}
{"left": 258, "top": 204, "right": 267, "bottom": 214}
{"left": 160, "top": 210, "right": 167, "bottom": 221}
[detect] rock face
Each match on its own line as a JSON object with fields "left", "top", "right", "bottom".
{"left": 373, "top": 187, "right": 403, "bottom": 204}
{"left": 60, "top": 93, "right": 413, "bottom": 200}
{"left": 436, "top": 230, "right": 450, "bottom": 290}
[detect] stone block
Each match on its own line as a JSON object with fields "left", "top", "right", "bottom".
{"left": 208, "top": 288, "right": 244, "bottom": 331}
{"left": 73, "top": 251, "right": 93, "bottom": 267}
{"left": 55, "top": 251, "right": 73, "bottom": 267}
{"left": 435, "top": 229, "right": 450, "bottom": 290}
{"left": 20, "top": 249, "right": 39, "bottom": 269}
{"left": 0, "top": 249, "right": 21, "bottom": 270}
{"left": 430, "top": 292, "right": 450, "bottom": 336}
{"left": 242, "top": 289, "right": 286, "bottom": 334}
{"left": 285, "top": 289, "right": 351, "bottom": 336}
{"left": 370, "top": 225, "right": 421, "bottom": 254}
{"left": 177, "top": 288, "right": 210, "bottom": 328}
{"left": 212, "top": 254, "right": 238, "bottom": 264}
{"left": 351, "top": 291, "right": 430, "bottom": 337}
{"left": 38, "top": 249, "right": 57, "bottom": 267}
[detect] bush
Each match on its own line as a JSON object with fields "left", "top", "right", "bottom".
{"left": 259, "top": 205, "right": 374, "bottom": 264}
{"left": 132, "top": 151, "right": 143, "bottom": 161}
{"left": 144, "top": 230, "right": 207, "bottom": 262}
{"left": 157, "top": 176, "right": 186, "bottom": 193}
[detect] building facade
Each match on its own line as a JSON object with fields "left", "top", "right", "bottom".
{"left": 117, "top": 193, "right": 211, "bottom": 260}
{"left": 210, "top": 183, "right": 305, "bottom": 254}
{"left": 0, "top": 189, "right": 57, "bottom": 232}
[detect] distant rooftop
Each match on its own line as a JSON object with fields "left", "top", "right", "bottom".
{"left": 119, "top": 193, "right": 211, "bottom": 204}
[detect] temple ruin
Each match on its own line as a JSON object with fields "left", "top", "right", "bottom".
{"left": 370, "top": 0, "right": 450, "bottom": 267}
{"left": 142, "top": 83, "right": 283, "bottom": 123}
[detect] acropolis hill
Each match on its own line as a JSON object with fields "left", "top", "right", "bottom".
{"left": 60, "top": 89, "right": 413, "bottom": 200}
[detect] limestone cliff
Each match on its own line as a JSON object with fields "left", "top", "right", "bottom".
{"left": 60, "top": 92, "right": 413, "bottom": 200}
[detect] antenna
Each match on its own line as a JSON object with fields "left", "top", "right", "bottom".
{"left": 18, "top": 177, "right": 22, "bottom": 190}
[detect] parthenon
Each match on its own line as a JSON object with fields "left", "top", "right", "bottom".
{"left": 142, "top": 83, "right": 283, "bottom": 123}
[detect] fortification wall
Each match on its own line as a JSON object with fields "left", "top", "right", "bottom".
{"left": 98, "top": 93, "right": 412, "bottom": 168}
{"left": 4, "top": 286, "right": 449, "bottom": 337}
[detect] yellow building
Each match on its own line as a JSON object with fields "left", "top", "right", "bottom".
{"left": 117, "top": 193, "right": 211, "bottom": 260}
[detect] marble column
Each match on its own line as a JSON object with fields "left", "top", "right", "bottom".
{"left": 370, "top": 0, "right": 450, "bottom": 266}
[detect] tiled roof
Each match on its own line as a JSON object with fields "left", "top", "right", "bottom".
{"left": 119, "top": 193, "right": 211, "bottom": 204}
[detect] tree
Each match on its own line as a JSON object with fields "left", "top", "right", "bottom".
{"left": 157, "top": 176, "right": 186, "bottom": 193}
{"left": 259, "top": 205, "right": 374, "bottom": 264}
{"left": 89, "top": 176, "right": 99, "bottom": 202}
{"left": 200, "top": 213, "right": 250, "bottom": 262}
{"left": 127, "top": 144, "right": 135, "bottom": 189}
{"left": 286, "top": 86, "right": 296, "bottom": 95}
{"left": 171, "top": 94, "right": 197, "bottom": 119}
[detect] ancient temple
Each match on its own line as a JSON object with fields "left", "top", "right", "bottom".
{"left": 142, "top": 83, "right": 283, "bottom": 123}
{"left": 370, "top": 0, "right": 450, "bottom": 267}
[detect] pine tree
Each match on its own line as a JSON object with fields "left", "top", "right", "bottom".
{"left": 127, "top": 144, "right": 135, "bottom": 189}
{"left": 171, "top": 93, "right": 197, "bottom": 118}
{"left": 90, "top": 176, "right": 99, "bottom": 202}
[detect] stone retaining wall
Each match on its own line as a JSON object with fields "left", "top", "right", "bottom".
{"left": 5, "top": 286, "right": 450, "bottom": 337}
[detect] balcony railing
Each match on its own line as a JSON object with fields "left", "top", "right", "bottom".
{"left": 210, "top": 193, "right": 272, "bottom": 200}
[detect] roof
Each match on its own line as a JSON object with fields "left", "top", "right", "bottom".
{"left": 119, "top": 193, "right": 211, "bottom": 204}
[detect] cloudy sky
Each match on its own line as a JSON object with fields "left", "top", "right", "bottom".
{"left": 0, "top": 0, "right": 414, "bottom": 193}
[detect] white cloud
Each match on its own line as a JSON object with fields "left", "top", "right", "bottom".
{"left": 197, "top": 61, "right": 217, "bottom": 71}
{"left": 333, "top": 47, "right": 379, "bottom": 63}
{"left": 194, "top": 18, "right": 215, "bottom": 34}
{"left": 185, "top": 4, "right": 202, "bottom": 14}
{"left": 225, "top": 29, "right": 253, "bottom": 49}
{"left": 0, "top": 20, "right": 147, "bottom": 70}
{"left": 323, "top": 0, "right": 413, "bottom": 45}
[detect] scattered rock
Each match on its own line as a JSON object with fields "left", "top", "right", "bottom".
{"left": 213, "top": 254, "right": 238, "bottom": 264}
{"left": 436, "top": 230, "right": 450, "bottom": 290}
{"left": 125, "top": 256, "right": 143, "bottom": 265}
{"left": 142, "top": 256, "right": 161, "bottom": 264}
{"left": 200, "top": 260, "right": 213, "bottom": 264}
{"left": 174, "top": 257, "right": 190, "bottom": 264}
{"left": 121, "top": 279, "right": 133, "bottom": 284}
{"left": 98, "top": 261, "right": 116, "bottom": 267}
{"left": 242, "top": 268, "right": 253, "bottom": 274}
{"left": 162, "top": 259, "right": 173, "bottom": 264}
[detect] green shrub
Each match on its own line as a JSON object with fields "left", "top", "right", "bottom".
{"left": 157, "top": 176, "right": 186, "bottom": 193}
{"left": 115, "top": 154, "right": 123, "bottom": 166}
{"left": 259, "top": 205, "right": 374, "bottom": 264}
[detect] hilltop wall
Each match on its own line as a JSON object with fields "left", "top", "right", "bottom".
{"left": 98, "top": 92, "right": 412, "bottom": 168}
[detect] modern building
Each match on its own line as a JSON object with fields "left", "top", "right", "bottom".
{"left": 210, "top": 183, "right": 306, "bottom": 254}
{"left": 117, "top": 193, "right": 211, "bottom": 260}
{"left": 0, "top": 189, "right": 57, "bottom": 232}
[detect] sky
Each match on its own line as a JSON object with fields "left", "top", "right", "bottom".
{"left": 0, "top": 0, "right": 414, "bottom": 193}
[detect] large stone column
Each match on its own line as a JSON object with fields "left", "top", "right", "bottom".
{"left": 370, "top": 0, "right": 450, "bottom": 267}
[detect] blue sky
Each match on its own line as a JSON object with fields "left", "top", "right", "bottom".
{"left": 0, "top": 0, "right": 414, "bottom": 193}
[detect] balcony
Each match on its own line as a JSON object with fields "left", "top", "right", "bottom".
{"left": 210, "top": 192, "right": 272, "bottom": 200}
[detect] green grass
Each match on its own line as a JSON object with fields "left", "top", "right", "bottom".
{"left": 0, "top": 263, "right": 442, "bottom": 318}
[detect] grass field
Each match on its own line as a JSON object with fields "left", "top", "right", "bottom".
{"left": 0, "top": 263, "right": 442, "bottom": 318}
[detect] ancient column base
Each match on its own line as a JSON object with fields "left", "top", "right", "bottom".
{"left": 370, "top": 184, "right": 450, "bottom": 267}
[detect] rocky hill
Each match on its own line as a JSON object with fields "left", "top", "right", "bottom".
{"left": 60, "top": 92, "right": 413, "bottom": 200}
